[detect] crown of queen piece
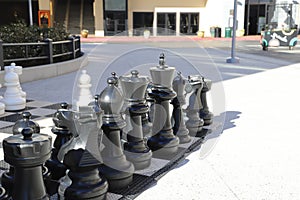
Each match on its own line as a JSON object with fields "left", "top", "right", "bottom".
{"left": 119, "top": 70, "right": 149, "bottom": 101}
{"left": 150, "top": 53, "right": 175, "bottom": 88}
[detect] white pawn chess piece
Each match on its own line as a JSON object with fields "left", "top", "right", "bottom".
{"left": 74, "top": 70, "right": 93, "bottom": 110}
{"left": 0, "top": 84, "right": 5, "bottom": 115}
{"left": 2, "top": 66, "right": 26, "bottom": 111}
{"left": 10, "top": 63, "right": 26, "bottom": 100}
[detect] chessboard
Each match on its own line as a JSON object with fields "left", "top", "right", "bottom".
{"left": 0, "top": 99, "right": 215, "bottom": 200}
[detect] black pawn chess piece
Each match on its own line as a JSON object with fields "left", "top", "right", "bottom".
{"left": 2, "top": 127, "right": 52, "bottom": 200}
{"left": 185, "top": 75, "right": 205, "bottom": 137}
{"left": 45, "top": 102, "right": 73, "bottom": 195}
{"left": 63, "top": 149, "right": 108, "bottom": 200}
{"left": 147, "top": 53, "right": 179, "bottom": 154}
{"left": 171, "top": 72, "right": 191, "bottom": 144}
{"left": 119, "top": 70, "right": 152, "bottom": 170}
{"left": 2, "top": 111, "right": 41, "bottom": 196}
{"left": 12, "top": 111, "right": 40, "bottom": 134}
{"left": 99, "top": 77, "right": 134, "bottom": 191}
{"left": 199, "top": 77, "right": 214, "bottom": 126}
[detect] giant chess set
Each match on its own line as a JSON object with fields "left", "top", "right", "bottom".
{"left": 0, "top": 53, "right": 219, "bottom": 200}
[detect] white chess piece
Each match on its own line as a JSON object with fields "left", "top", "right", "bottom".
{"left": 10, "top": 63, "right": 26, "bottom": 100}
{"left": 74, "top": 70, "right": 93, "bottom": 110}
{"left": 2, "top": 66, "right": 26, "bottom": 111}
{"left": 0, "top": 83, "right": 5, "bottom": 115}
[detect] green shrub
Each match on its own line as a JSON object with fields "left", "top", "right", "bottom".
{"left": 0, "top": 19, "right": 70, "bottom": 43}
{"left": 0, "top": 19, "right": 75, "bottom": 67}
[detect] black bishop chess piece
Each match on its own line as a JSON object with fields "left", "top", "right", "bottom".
{"left": 2, "top": 127, "right": 52, "bottom": 200}
{"left": 99, "top": 77, "right": 134, "bottom": 191}
{"left": 199, "top": 77, "right": 214, "bottom": 126}
{"left": 147, "top": 53, "right": 179, "bottom": 155}
{"left": 45, "top": 102, "right": 73, "bottom": 195}
{"left": 185, "top": 75, "right": 205, "bottom": 137}
{"left": 171, "top": 72, "right": 191, "bottom": 144}
{"left": 57, "top": 105, "right": 108, "bottom": 200}
{"left": 119, "top": 70, "right": 152, "bottom": 170}
{"left": 2, "top": 111, "right": 42, "bottom": 197}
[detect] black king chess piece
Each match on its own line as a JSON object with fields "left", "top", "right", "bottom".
{"left": 2, "top": 111, "right": 41, "bottom": 197}
{"left": 171, "top": 72, "right": 191, "bottom": 144}
{"left": 147, "top": 53, "right": 179, "bottom": 155}
{"left": 185, "top": 75, "right": 205, "bottom": 137}
{"left": 3, "top": 127, "right": 52, "bottom": 200}
{"left": 120, "top": 70, "right": 152, "bottom": 170}
{"left": 99, "top": 77, "right": 134, "bottom": 191}
{"left": 45, "top": 102, "right": 73, "bottom": 195}
{"left": 199, "top": 77, "right": 214, "bottom": 126}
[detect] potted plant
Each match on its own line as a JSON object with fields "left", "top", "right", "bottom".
{"left": 197, "top": 30, "right": 205, "bottom": 38}
{"left": 143, "top": 29, "right": 150, "bottom": 39}
{"left": 81, "top": 29, "right": 89, "bottom": 38}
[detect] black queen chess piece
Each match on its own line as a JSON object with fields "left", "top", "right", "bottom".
{"left": 171, "top": 72, "right": 191, "bottom": 144}
{"left": 185, "top": 75, "right": 205, "bottom": 137}
{"left": 2, "top": 111, "right": 42, "bottom": 197}
{"left": 2, "top": 127, "right": 52, "bottom": 200}
{"left": 119, "top": 70, "right": 152, "bottom": 170}
{"left": 199, "top": 77, "right": 214, "bottom": 126}
{"left": 147, "top": 53, "right": 179, "bottom": 154}
{"left": 99, "top": 77, "right": 134, "bottom": 191}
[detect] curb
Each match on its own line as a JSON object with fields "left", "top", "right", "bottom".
{"left": 0, "top": 53, "right": 88, "bottom": 84}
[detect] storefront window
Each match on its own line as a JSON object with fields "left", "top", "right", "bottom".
{"left": 157, "top": 13, "right": 176, "bottom": 35}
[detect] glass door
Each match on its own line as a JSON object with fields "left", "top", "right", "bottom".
{"left": 157, "top": 13, "right": 176, "bottom": 35}
{"left": 103, "top": 0, "right": 128, "bottom": 36}
{"left": 180, "top": 13, "right": 199, "bottom": 35}
{"left": 133, "top": 12, "right": 154, "bottom": 36}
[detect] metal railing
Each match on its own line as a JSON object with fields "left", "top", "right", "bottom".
{"left": 0, "top": 35, "right": 81, "bottom": 69}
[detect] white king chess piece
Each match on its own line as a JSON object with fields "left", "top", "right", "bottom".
{"left": 10, "top": 63, "right": 26, "bottom": 100}
{"left": 2, "top": 66, "right": 26, "bottom": 111}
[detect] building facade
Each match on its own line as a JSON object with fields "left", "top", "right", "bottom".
{"left": 5, "top": 0, "right": 298, "bottom": 37}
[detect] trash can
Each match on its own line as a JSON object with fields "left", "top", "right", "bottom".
{"left": 210, "top": 27, "right": 215, "bottom": 37}
{"left": 225, "top": 27, "right": 232, "bottom": 38}
{"left": 215, "top": 27, "right": 221, "bottom": 37}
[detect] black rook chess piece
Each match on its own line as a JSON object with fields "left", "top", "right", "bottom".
{"left": 2, "top": 127, "right": 52, "bottom": 200}
{"left": 147, "top": 53, "right": 179, "bottom": 154}
{"left": 120, "top": 70, "right": 152, "bottom": 170}
{"left": 199, "top": 77, "right": 214, "bottom": 126}
{"left": 2, "top": 111, "right": 41, "bottom": 197}
{"left": 171, "top": 72, "right": 191, "bottom": 144}
{"left": 99, "top": 77, "right": 134, "bottom": 191}
{"left": 185, "top": 75, "right": 205, "bottom": 137}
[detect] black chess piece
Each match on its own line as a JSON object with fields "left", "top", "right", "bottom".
{"left": 199, "top": 77, "right": 214, "bottom": 126}
{"left": 0, "top": 186, "right": 8, "bottom": 200}
{"left": 2, "top": 127, "right": 52, "bottom": 200}
{"left": 142, "top": 83, "right": 154, "bottom": 138}
{"left": 120, "top": 70, "right": 152, "bottom": 170}
{"left": 172, "top": 72, "right": 191, "bottom": 144}
{"left": 12, "top": 111, "right": 40, "bottom": 134}
{"left": 99, "top": 77, "right": 134, "bottom": 191}
{"left": 63, "top": 149, "right": 108, "bottom": 200}
{"left": 2, "top": 111, "right": 42, "bottom": 196}
{"left": 45, "top": 102, "right": 73, "bottom": 195}
{"left": 147, "top": 53, "right": 179, "bottom": 155}
{"left": 185, "top": 75, "right": 205, "bottom": 137}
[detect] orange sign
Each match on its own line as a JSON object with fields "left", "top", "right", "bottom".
{"left": 38, "top": 10, "right": 50, "bottom": 28}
